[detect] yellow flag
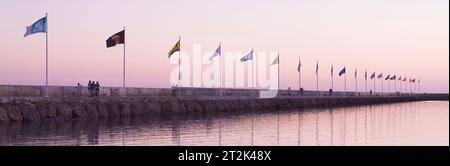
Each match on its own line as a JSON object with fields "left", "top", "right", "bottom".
{"left": 168, "top": 40, "right": 180, "bottom": 58}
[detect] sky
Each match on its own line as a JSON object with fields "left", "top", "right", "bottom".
{"left": 0, "top": 0, "right": 448, "bottom": 93}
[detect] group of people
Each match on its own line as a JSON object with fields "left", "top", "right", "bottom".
{"left": 72, "top": 81, "right": 101, "bottom": 97}
{"left": 88, "top": 80, "right": 101, "bottom": 97}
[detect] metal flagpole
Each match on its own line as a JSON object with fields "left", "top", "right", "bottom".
{"left": 220, "top": 42, "right": 222, "bottom": 89}
{"left": 373, "top": 72, "right": 376, "bottom": 93}
{"left": 331, "top": 64, "right": 333, "bottom": 92}
{"left": 299, "top": 57, "right": 301, "bottom": 91}
{"left": 365, "top": 70, "right": 367, "bottom": 93}
{"left": 123, "top": 26, "right": 126, "bottom": 97}
{"left": 316, "top": 61, "right": 319, "bottom": 94}
{"left": 252, "top": 48, "right": 254, "bottom": 89}
{"left": 178, "top": 36, "right": 181, "bottom": 98}
{"left": 344, "top": 66, "right": 346, "bottom": 95}
{"left": 355, "top": 69, "right": 357, "bottom": 94}
{"left": 418, "top": 80, "right": 420, "bottom": 93}
{"left": 388, "top": 78, "right": 391, "bottom": 93}
{"left": 45, "top": 13, "right": 49, "bottom": 97}
{"left": 405, "top": 78, "right": 408, "bottom": 94}
{"left": 394, "top": 77, "right": 397, "bottom": 93}
{"left": 278, "top": 54, "right": 280, "bottom": 90}
{"left": 219, "top": 42, "right": 222, "bottom": 96}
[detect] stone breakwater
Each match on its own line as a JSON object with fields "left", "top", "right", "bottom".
{"left": 0, "top": 95, "right": 448, "bottom": 123}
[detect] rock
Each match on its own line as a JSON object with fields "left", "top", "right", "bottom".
{"left": 96, "top": 102, "right": 109, "bottom": 119}
{"left": 36, "top": 103, "right": 50, "bottom": 118}
{"left": 56, "top": 104, "right": 73, "bottom": 118}
{"left": 6, "top": 104, "right": 22, "bottom": 122}
{"left": 47, "top": 103, "right": 58, "bottom": 118}
{"left": 72, "top": 105, "right": 88, "bottom": 119}
{"left": 148, "top": 101, "right": 161, "bottom": 114}
{"left": 130, "top": 102, "right": 145, "bottom": 117}
{"left": 20, "top": 102, "right": 41, "bottom": 122}
{"left": 84, "top": 104, "right": 99, "bottom": 119}
{"left": 183, "top": 100, "right": 203, "bottom": 113}
{"left": 0, "top": 105, "right": 9, "bottom": 123}
{"left": 106, "top": 101, "right": 120, "bottom": 118}
{"left": 161, "top": 101, "right": 186, "bottom": 114}
{"left": 118, "top": 102, "right": 131, "bottom": 118}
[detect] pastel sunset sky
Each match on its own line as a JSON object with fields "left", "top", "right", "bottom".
{"left": 0, "top": 0, "right": 448, "bottom": 93}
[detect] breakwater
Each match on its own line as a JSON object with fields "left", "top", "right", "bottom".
{"left": 0, "top": 94, "right": 447, "bottom": 123}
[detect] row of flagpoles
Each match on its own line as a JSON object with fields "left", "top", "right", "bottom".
{"left": 168, "top": 37, "right": 421, "bottom": 95}
{"left": 24, "top": 14, "right": 421, "bottom": 97}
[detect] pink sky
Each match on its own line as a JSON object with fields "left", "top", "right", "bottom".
{"left": 0, "top": 0, "right": 448, "bottom": 93}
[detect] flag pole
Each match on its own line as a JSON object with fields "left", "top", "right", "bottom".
{"left": 252, "top": 48, "right": 254, "bottom": 89}
{"left": 355, "top": 69, "right": 357, "bottom": 94}
{"left": 123, "top": 26, "right": 126, "bottom": 97}
{"left": 316, "top": 60, "right": 319, "bottom": 94}
{"left": 45, "top": 12, "right": 49, "bottom": 97}
{"left": 178, "top": 36, "right": 181, "bottom": 98}
{"left": 365, "top": 70, "right": 367, "bottom": 93}
{"left": 388, "top": 78, "right": 390, "bottom": 94}
{"left": 373, "top": 72, "right": 376, "bottom": 93}
{"left": 394, "top": 77, "right": 397, "bottom": 93}
{"left": 220, "top": 42, "right": 222, "bottom": 89}
{"left": 298, "top": 57, "right": 301, "bottom": 92}
{"left": 278, "top": 53, "right": 280, "bottom": 90}
{"left": 331, "top": 64, "right": 333, "bottom": 93}
{"left": 344, "top": 66, "right": 346, "bottom": 95}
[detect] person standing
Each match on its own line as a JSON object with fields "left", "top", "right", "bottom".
{"left": 88, "top": 80, "right": 92, "bottom": 97}
{"left": 95, "top": 81, "right": 100, "bottom": 96}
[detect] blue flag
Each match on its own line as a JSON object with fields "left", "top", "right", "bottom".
{"left": 209, "top": 45, "right": 221, "bottom": 60}
{"left": 24, "top": 16, "right": 47, "bottom": 37}
{"left": 240, "top": 50, "right": 253, "bottom": 62}
{"left": 339, "top": 67, "right": 346, "bottom": 76}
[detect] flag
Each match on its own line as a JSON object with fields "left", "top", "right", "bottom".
{"left": 240, "top": 50, "right": 253, "bottom": 62}
{"left": 411, "top": 79, "right": 416, "bottom": 83}
{"left": 209, "top": 44, "right": 221, "bottom": 60}
{"left": 385, "top": 74, "right": 390, "bottom": 80}
{"left": 315, "top": 61, "right": 318, "bottom": 75}
{"left": 377, "top": 73, "right": 383, "bottom": 79}
{"left": 390, "top": 75, "right": 396, "bottom": 80}
{"left": 398, "top": 76, "right": 402, "bottom": 81}
{"left": 297, "top": 58, "right": 301, "bottom": 72}
{"left": 331, "top": 64, "right": 334, "bottom": 77}
{"left": 403, "top": 77, "right": 407, "bottom": 81}
{"left": 409, "top": 78, "right": 412, "bottom": 82}
{"left": 365, "top": 70, "right": 367, "bottom": 81}
{"left": 339, "top": 67, "right": 346, "bottom": 76}
{"left": 370, "top": 72, "right": 376, "bottom": 79}
{"left": 168, "top": 39, "right": 180, "bottom": 58}
{"left": 354, "top": 69, "right": 357, "bottom": 78}
{"left": 270, "top": 54, "right": 279, "bottom": 66}
{"left": 106, "top": 30, "right": 125, "bottom": 48}
{"left": 24, "top": 16, "right": 47, "bottom": 37}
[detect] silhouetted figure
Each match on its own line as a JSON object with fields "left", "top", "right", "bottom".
{"left": 288, "top": 86, "right": 291, "bottom": 96}
{"left": 88, "top": 80, "right": 93, "bottom": 97}
{"left": 95, "top": 81, "right": 100, "bottom": 96}
{"left": 171, "top": 84, "right": 176, "bottom": 96}
{"left": 76, "top": 83, "right": 82, "bottom": 97}
{"left": 369, "top": 90, "right": 372, "bottom": 96}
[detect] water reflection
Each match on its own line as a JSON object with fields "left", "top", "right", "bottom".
{"left": 0, "top": 101, "right": 448, "bottom": 146}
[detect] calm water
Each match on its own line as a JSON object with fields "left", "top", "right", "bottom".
{"left": 0, "top": 101, "right": 448, "bottom": 146}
